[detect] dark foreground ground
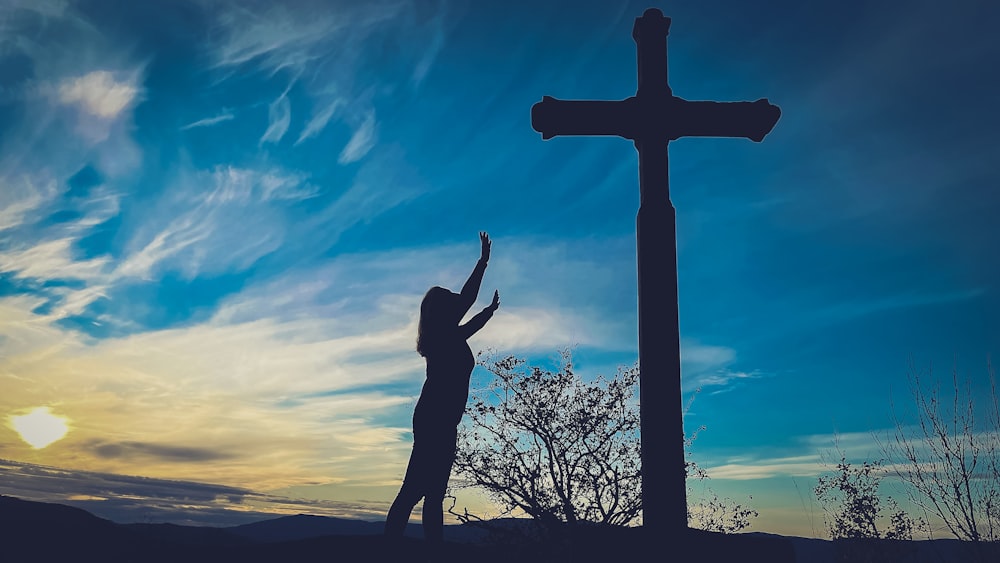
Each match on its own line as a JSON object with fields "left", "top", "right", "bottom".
{"left": 3, "top": 495, "right": 997, "bottom": 562}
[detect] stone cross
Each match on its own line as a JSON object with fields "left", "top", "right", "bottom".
{"left": 530, "top": 8, "right": 780, "bottom": 534}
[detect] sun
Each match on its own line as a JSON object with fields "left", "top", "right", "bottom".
{"left": 10, "top": 407, "right": 70, "bottom": 449}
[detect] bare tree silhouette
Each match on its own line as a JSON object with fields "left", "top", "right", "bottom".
{"left": 879, "top": 358, "right": 1000, "bottom": 561}
{"left": 448, "top": 350, "right": 757, "bottom": 539}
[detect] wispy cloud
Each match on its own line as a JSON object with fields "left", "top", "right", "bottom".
{"left": 287, "top": 145, "right": 426, "bottom": 253}
{"left": 208, "top": 1, "right": 446, "bottom": 157}
{"left": 0, "top": 0, "right": 70, "bottom": 23}
{"left": 706, "top": 455, "right": 825, "bottom": 481}
{"left": 210, "top": 2, "right": 365, "bottom": 71}
{"left": 703, "top": 431, "right": 908, "bottom": 481}
{"left": 180, "top": 111, "right": 235, "bottom": 130}
{"left": 696, "top": 370, "right": 765, "bottom": 395}
{"left": 295, "top": 98, "right": 342, "bottom": 145}
{"left": 811, "top": 288, "right": 987, "bottom": 326}
{"left": 210, "top": 2, "right": 390, "bottom": 154}
{"left": 260, "top": 91, "right": 291, "bottom": 145}
{"left": 338, "top": 110, "right": 377, "bottom": 164}
{"left": 410, "top": 9, "right": 446, "bottom": 87}
{"left": 0, "top": 163, "right": 319, "bottom": 327}
{"left": 470, "top": 306, "right": 606, "bottom": 352}
{"left": 208, "top": 166, "right": 319, "bottom": 203}
{"left": 681, "top": 339, "right": 767, "bottom": 393}
{"left": 115, "top": 164, "right": 317, "bottom": 280}
{"left": 0, "top": 175, "right": 59, "bottom": 232}
{"left": 0, "top": 238, "right": 109, "bottom": 284}
{"left": 682, "top": 341, "right": 736, "bottom": 367}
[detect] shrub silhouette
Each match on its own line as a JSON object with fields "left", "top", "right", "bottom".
{"left": 814, "top": 455, "right": 918, "bottom": 540}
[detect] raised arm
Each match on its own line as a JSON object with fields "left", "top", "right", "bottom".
{"left": 458, "top": 232, "right": 491, "bottom": 315}
{"left": 460, "top": 290, "right": 500, "bottom": 340}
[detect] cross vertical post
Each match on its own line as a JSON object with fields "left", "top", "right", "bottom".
{"left": 530, "top": 8, "right": 780, "bottom": 537}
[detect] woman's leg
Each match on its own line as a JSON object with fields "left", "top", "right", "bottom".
{"left": 384, "top": 481, "right": 422, "bottom": 536}
{"left": 384, "top": 440, "right": 430, "bottom": 537}
{"left": 421, "top": 426, "right": 458, "bottom": 545}
{"left": 421, "top": 491, "right": 445, "bottom": 545}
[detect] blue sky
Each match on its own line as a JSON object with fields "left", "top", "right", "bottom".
{"left": 0, "top": 0, "right": 997, "bottom": 537}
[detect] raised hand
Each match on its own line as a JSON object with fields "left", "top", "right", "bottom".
{"left": 488, "top": 289, "right": 500, "bottom": 312}
{"left": 480, "top": 231, "right": 491, "bottom": 262}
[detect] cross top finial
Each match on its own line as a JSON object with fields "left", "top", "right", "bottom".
{"left": 633, "top": 8, "right": 671, "bottom": 42}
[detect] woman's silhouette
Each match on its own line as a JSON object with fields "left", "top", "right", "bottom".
{"left": 384, "top": 232, "right": 500, "bottom": 545}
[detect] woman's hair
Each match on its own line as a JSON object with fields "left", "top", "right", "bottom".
{"left": 416, "top": 286, "right": 458, "bottom": 357}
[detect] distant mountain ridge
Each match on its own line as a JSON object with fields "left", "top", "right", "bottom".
{"left": 227, "top": 513, "right": 385, "bottom": 542}
{"left": 0, "top": 494, "right": 489, "bottom": 562}
{"left": 3, "top": 494, "right": 996, "bottom": 562}
{"left": 1, "top": 495, "right": 183, "bottom": 562}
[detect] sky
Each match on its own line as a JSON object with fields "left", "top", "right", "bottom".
{"left": 0, "top": 0, "right": 997, "bottom": 538}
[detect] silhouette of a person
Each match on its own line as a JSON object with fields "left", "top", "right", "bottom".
{"left": 384, "top": 231, "right": 500, "bottom": 546}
